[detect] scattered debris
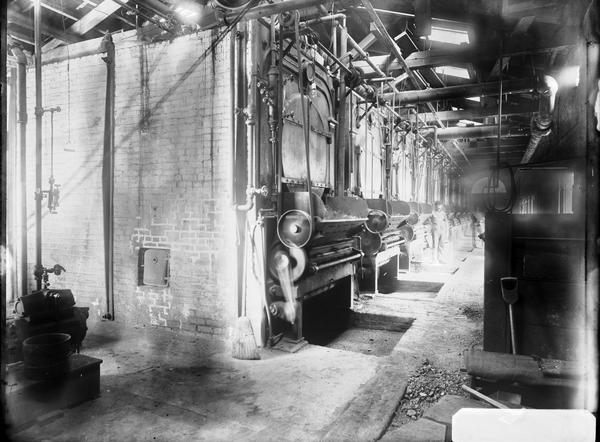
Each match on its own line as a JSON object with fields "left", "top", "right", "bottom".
{"left": 390, "top": 359, "right": 472, "bottom": 426}
{"left": 459, "top": 304, "right": 483, "bottom": 321}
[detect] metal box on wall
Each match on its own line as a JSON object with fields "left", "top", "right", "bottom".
{"left": 138, "top": 248, "right": 170, "bottom": 287}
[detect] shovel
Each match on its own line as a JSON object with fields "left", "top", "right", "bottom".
{"left": 500, "top": 277, "right": 519, "bottom": 355}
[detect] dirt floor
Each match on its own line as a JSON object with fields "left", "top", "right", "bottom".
{"left": 7, "top": 234, "right": 485, "bottom": 442}
{"left": 370, "top": 241, "right": 486, "bottom": 436}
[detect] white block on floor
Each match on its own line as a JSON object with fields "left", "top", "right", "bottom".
{"left": 452, "top": 409, "right": 595, "bottom": 442}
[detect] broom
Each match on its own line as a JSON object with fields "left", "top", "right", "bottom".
{"left": 232, "top": 218, "right": 260, "bottom": 360}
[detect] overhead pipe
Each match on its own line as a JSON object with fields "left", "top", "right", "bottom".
{"left": 427, "top": 124, "right": 526, "bottom": 140}
{"left": 11, "top": 47, "right": 28, "bottom": 297}
{"left": 301, "top": 13, "right": 346, "bottom": 27}
{"left": 521, "top": 75, "right": 558, "bottom": 164}
{"left": 198, "top": 0, "right": 323, "bottom": 29}
{"left": 34, "top": 0, "right": 43, "bottom": 291}
{"left": 381, "top": 78, "right": 537, "bottom": 105}
{"left": 361, "top": 0, "right": 459, "bottom": 168}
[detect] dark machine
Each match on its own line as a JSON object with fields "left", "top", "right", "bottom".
{"left": 11, "top": 264, "right": 89, "bottom": 367}
{"left": 242, "top": 13, "right": 450, "bottom": 348}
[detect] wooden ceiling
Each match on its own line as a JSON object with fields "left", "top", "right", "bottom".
{"left": 6, "top": 0, "right": 587, "bottom": 172}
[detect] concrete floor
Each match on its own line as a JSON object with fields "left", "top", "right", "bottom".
{"left": 10, "top": 234, "right": 484, "bottom": 442}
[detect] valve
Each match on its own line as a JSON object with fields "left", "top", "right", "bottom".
{"left": 34, "top": 263, "right": 66, "bottom": 289}
{"left": 42, "top": 176, "right": 61, "bottom": 214}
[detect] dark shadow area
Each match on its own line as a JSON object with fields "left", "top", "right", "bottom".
{"left": 81, "top": 333, "right": 122, "bottom": 349}
{"left": 377, "top": 279, "right": 444, "bottom": 296}
{"left": 302, "top": 279, "right": 352, "bottom": 347}
{"left": 324, "top": 328, "right": 405, "bottom": 357}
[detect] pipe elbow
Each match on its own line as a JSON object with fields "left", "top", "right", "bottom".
{"left": 540, "top": 75, "right": 559, "bottom": 97}
{"left": 10, "top": 47, "right": 28, "bottom": 64}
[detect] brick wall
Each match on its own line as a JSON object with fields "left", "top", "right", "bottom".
{"left": 24, "top": 31, "right": 236, "bottom": 336}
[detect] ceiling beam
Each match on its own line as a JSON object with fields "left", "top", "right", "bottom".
{"left": 465, "top": 149, "right": 525, "bottom": 156}
{"left": 431, "top": 124, "right": 528, "bottom": 140}
{"left": 7, "top": 8, "right": 83, "bottom": 44}
{"left": 7, "top": 29, "right": 35, "bottom": 45}
{"left": 43, "top": 0, "right": 129, "bottom": 52}
{"left": 40, "top": 1, "right": 79, "bottom": 21}
{"left": 417, "top": 102, "right": 536, "bottom": 122}
{"left": 381, "top": 77, "right": 536, "bottom": 105}
{"left": 459, "top": 137, "right": 531, "bottom": 149}
{"left": 348, "top": 31, "right": 377, "bottom": 60}
{"left": 361, "top": 0, "right": 469, "bottom": 166}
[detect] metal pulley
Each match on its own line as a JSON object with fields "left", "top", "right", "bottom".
{"left": 268, "top": 244, "right": 307, "bottom": 283}
{"left": 398, "top": 225, "right": 415, "bottom": 242}
{"left": 357, "top": 230, "right": 382, "bottom": 256}
{"left": 405, "top": 212, "right": 419, "bottom": 226}
{"left": 365, "top": 209, "right": 389, "bottom": 233}
{"left": 277, "top": 209, "right": 313, "bottom": 248}
{"left": 301, "top": 60, "right": 316, "bottom": 85}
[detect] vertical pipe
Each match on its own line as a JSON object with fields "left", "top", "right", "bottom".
{"left": 249, "top": 20, "right": 259, "bottom": 192}
{"left": 13, "top": 48, "right": 28, "bottom": 297}
{"left": 235, "top": 23, "right": 249, "bottom": 318}
{"left": 335, "top": 19, "right": 347, "bottom": 196}
{"left": 34, "top": 0, "right": 43, "bottom": 290}
{"left": 101, "top": 34, "right": 115, "bottom": 320}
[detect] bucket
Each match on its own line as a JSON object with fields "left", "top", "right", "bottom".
{"left": 22, "top": 333, "right": 72, "bottom": 379}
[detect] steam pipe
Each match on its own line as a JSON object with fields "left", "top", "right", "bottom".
{"left": 425, "top": 124, "right": 525, "bottom": 140}
{"left": 301, "top": 13, "right": 346, "bottom": 27}
{"left": 521, "top": 75, "right": 558, "bottom": 164}
{"left": 34, "top": 0, "right": 43, "bottom": 291}
{"left": 346, "top": 33, "right": 386, "bottom": 78}
{"left": 380, "top": 78, "right": 536, "bottom": 105}
{"left": 12, "top": 47, "right": 28, "bottom": 297}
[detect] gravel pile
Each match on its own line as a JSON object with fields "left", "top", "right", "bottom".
{"left": 390, "top": 359, "right": 471, "bottom": 427}
{"left": 459, "top": 304, "right": 483, "bottom": 321}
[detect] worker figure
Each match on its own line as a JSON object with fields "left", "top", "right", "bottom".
{"left": 427, "top": 201, "right": 448, "bottom": 264}
{"left": 470, "top": 210, "right": 483, "bottom": 248}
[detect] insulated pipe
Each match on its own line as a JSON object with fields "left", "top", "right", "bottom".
{"left": 12, "top": 47, "right": 28, "bottom": 297}
{"left": 199, "top": 0, "right": 323, "bottom": 29}
{"left": 521, "top": 75, "right": 558, "bottom": 164}
{"left": 427, "top": 124, "right": 525, "bottom": 140}
{"left": 34, "top": 0, "right": 43, "bottom": 291}
{"left": 381, "top": 78, "right": 536, "bottom": 105}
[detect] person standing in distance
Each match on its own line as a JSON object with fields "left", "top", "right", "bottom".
{"left": 428, "top": 201, "right": 448, "bottom": 264}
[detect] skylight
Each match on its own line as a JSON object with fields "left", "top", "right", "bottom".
{"left": 423, "top": 27, "right": 470, "bottom": 45}
{"left": 434, "top": 66, "right": 470, "bottom": 79}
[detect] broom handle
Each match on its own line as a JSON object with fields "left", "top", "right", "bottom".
{"left": 508, "top": 304, "right": 517, "bottom": 355}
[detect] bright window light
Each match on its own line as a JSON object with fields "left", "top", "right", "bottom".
{"left": 457, "top": 119, "right": 483, "bottom": 127}
{"left": 435, "top": 66, "right": 470, "bottom": 79}
{"left": 422, "top": 27, "right": 470, "bottom": 45}
{"left": 174, "top": 1, "right": 201, "bottom": 23}
{"left": 556, "top": 66, "right": 580, "bottom": 88}
{"left": 466, "top": 96, "right": 480, "bottom": 102}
